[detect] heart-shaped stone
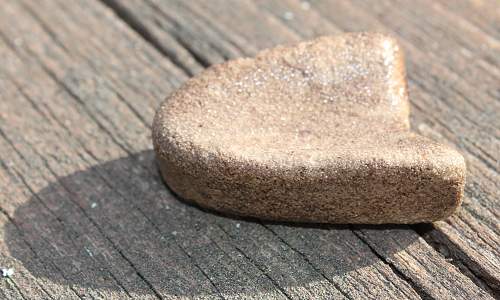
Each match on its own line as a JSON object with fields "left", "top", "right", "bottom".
{"left": 153, "top": 32, "right": 465, "bottom": 224}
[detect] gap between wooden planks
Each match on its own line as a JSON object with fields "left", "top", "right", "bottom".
{"left": 0, "top": 0, "right": 498, "bottom": 299}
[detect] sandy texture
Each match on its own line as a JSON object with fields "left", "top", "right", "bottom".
{"left": 153, "top": 32, "right": 466, "bottom": 224}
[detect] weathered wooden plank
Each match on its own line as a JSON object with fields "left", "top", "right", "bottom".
{"left": 421, "top": 211, "right": 500, "bottom": 293}
{"left": 0, "top": 0, "right": 420, "bottom": 299}
{"left": 435, "top": 0, "right": 500, "bottom": 40}
{"left": 0, "top": 0, "right": 236, "bottom": 298}
{"left": 355, "top": 227, "right": 496, "bottom": 299}
{"left": 0, "top": 50, "right": 159, "bottom": 299}
{"left": 0, "top": 0, "right": 497, "bottom": 299}
{"left": 100, "top": 0, "right": 495, "bottom": 298}
{"left": 0, "top": 203, "right": 82, "bottom": 300}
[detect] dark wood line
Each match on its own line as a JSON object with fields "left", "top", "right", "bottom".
{"left": 100, "top": 0, "right": 197, "bottom": 77}
{"left": 260, "top": 224, "right": 353, "bottom": 300}
{"left": 350, "top": 228, "right": 433, "bottom": 300}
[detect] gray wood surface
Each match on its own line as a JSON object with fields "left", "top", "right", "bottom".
{"left": 0, "top": 0, "right": 498, "bottom": 299}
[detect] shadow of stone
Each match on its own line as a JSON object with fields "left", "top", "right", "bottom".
{"left": 5, "top": 150, "right": 419, "bottom": 298}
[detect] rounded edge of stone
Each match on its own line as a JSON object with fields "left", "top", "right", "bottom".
{"left": 432, "top": 146, "right": 467, "bottom": 222}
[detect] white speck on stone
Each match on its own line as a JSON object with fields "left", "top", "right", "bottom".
{"left": 172, "top": 231, "right": 177, "bottom": 236}
{"left": 236, "top": 223, "right": 240, "bottom": 228}
{"left": 301, "top": 1, "right": 311, "bottom": 10}
{"left": 90, "top": 202, "right": 97, "bottom": 209}
{"left": 283, "top": 11, "right": 294, "bottom": 20}
{"left": 2, "top": 268, "right": 14, "bottom": 277}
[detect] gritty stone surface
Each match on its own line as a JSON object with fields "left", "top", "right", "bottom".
{"left": 152, "top": 32, "right": 466, "bottom": 224}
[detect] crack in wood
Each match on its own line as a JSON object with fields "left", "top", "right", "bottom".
{"left": 350, "top": 229, "right": 433, "bottom": 300}
{"left": 415, "top": 223, "right": 499, "bottom": 298}
{"left": 0, "top": 181, "right": 85, "bottom": 300}
{"left": 100, "top": 0, "right": 198, "bottom": 77}
{"left": 260, "top": 224, "right": 353, "bottom": 300}
{"left": 0, "top": 130, "right": 136, "bottom": 299}
{"left": 214, "top": 224, "right": 293, "bottom": 300}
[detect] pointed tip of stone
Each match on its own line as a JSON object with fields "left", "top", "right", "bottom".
{"left": 153, "top": 32, "right": 466, "bottom": 224}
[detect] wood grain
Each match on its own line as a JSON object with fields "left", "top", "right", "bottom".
{"left": 0, "top": 0, "right": 498, "bottom": 299}
{"left": 104, "top": 0, "right": 499, "bottom": 295}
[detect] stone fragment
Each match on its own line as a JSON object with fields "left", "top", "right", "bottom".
{"left": 153, "top": 33, "right": 466, "bottom": 224}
